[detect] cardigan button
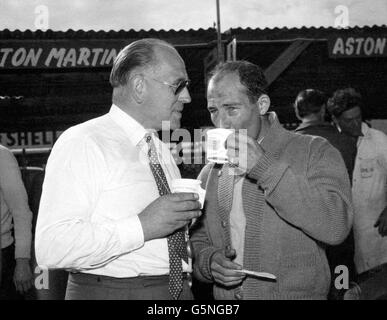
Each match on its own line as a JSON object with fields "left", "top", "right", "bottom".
{"left": 226, "top": 245, "right": 231, "bottom": 251}
{"left": 218, "top": 170, "right": 222, "bottom": 177}
{"left": 221, "top": 221, "right": 227, "bottom": 228}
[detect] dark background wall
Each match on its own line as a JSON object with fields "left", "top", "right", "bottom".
{"left": 1, "top": 26, "right": 386, "bottom": 137}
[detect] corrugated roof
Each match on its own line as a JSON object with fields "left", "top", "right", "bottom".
{"left": 0, "top": 28, "right": 217, "bottom": 41}
{"left": 227, "top": 25, "right": 387, "bottom": 40}
{"left": 1, "top": 25, "right": 386, "bottom": 41}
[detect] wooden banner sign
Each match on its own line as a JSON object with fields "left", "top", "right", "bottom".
{"left": 328, "top": 35, "right": 387, "bottom": 58}
{"left": 0, "top": 40, "right": 130, "bottom": 69}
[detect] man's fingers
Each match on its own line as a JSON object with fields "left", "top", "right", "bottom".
{"left": 213, "top": 258, "right": 243, "bottom": 272}
{"left": 168, "top": 192, "right": 199, "bottom": 202}
{"left": 225, "top": 248, "right": 237, "bottom": 259}
{"left": 225, "top": 134, "right": 238, "bottom": 150}
{"left": 213, "top": 275, "right": 244, "bottom": 286}
{"left": 210, "top": 252, "right": 246, "bottom": 287}
{"left": 212, "top": 267, "right": 245, "bottom": 279}
{"left": 212, "top": 269, "right": 245, "bottom": 286}
{"left": 176, "top": 210, "right": 202, "bottom": 221}
{"left": 173, "top": 200, "right": 201, "bottom": 212}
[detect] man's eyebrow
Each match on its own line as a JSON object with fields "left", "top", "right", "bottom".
{"left": 223, "top": 102, "right": 241, "bottom": 106}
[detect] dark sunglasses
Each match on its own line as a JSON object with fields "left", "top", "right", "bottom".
{"left": 149, "top": 77, "right": 190, "bottom": 95}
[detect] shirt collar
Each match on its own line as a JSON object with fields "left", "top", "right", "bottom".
{"left": 109, "top": 104, "right": 155, "bottom": 146}
{"left": 361, "top": 122, "right": 370, "bottom": 136}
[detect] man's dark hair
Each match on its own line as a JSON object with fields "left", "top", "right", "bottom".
{"left": 208, "top": 60, "right": 268, "bottom": 103}
{"left": 294, "top": 89, "right": 327, "bottom": 119}
{"left": 109, "top": 38, "right": 175, "bottom": 88}
{"left": 327, "top": 88, "right": 363, "bottom": 117}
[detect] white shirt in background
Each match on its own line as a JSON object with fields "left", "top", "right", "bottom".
{"left": 352, "top": 122, "right": 387, "bottom": 273}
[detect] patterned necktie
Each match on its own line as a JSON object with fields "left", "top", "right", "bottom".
{"left": 145, "top": 134, "right": 188, "bottom": 300}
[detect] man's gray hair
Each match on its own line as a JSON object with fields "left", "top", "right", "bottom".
{"left": 109, "top": 38, "right": 175, "bottom": 88}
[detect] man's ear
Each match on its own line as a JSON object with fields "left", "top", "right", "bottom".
{"left": 131, "top": 74, "right": 146, "bottom": 103}
{"left": 257, "top": 94, "right": 270, "bottom": 115}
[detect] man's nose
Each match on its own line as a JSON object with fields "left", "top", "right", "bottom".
{"left": 178, "top": 87, "right": 191, "bottom": 104}
{"left": 218, "top": 112, "right": 231, "bottom": 129}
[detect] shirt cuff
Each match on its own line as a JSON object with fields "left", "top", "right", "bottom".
{"left": 200, "top": 247, "right": 223, "bottom": 282}
{"left": 115, "top": 215, "right": 145, "bottom": 253}
{"left": 248, "top": 153, "right": 289, "bottom": 192}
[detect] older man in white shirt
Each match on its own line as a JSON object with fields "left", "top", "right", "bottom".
{"left": 35, "top": 38, "right": 201, "bottom": 300}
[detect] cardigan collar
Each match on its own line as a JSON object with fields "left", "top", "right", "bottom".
{"left": 259, "top": 112, "right": 292, "bottom": 159}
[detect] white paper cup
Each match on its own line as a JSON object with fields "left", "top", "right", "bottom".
{"left": 170, "top": 178, "right": 206, "bottom": 209}
{"left": 206, "top": 128, "right": 234, "bottom": 163}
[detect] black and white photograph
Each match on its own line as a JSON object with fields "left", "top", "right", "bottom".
{"left": 1, "top": 0, "right": 387, "bottom": 308}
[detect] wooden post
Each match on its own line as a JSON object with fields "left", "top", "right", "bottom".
{"left": 216, "top": 0, "right": 224, "bottom": 63}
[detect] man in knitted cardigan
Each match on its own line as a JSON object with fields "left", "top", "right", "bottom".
{"left": 190, "top": 61, "right": 353, "bottom": 300}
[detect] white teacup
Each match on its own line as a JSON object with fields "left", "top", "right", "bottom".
{"left": 206, "top": 128, "right": 234, "bottom": 163}
{"left": 170, "top": 178, "right": 206, "bottom": 209}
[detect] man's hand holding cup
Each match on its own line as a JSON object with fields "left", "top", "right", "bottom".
{"left": 225, "top": 131, "right": 265, "bottom": 174}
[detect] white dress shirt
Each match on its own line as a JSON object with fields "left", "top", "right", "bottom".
{"left": 352, "top": 122, "right": 387, "bottom": 273}
{"left": 230, "top": 175, "right": 246, "bottom": 266}
{"left": 35, "top": 104, "right": 189, "bottom": 277}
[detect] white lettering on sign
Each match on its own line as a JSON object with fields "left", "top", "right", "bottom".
{"left": 0, "top": 131, "right": 63, "bottom": 149}
{"left": 105, "top": 49, "right": 118, "bottom": 65}
{"left": 78, "top": 47, "right": 91, "bottom": 66}
{"left": 332, "top": 38, "right": 344, "bottom": 55}
{"left": 91, "top": 48, "right": 104, "bottom": 66}
{"left": 63, "top": 48, "right": 77, "bottom": 67}
{"left": 0, "top": 48, "right": 14, "bottom": 67}
{"left": 0, "top": 47, "right": 119, "bottom": 68}
{"left": 24, "top": 48, "right": 43, "bottom": 67}
{"left": 44, "top": 48, "right": 66, "bottom": 67}
{"left": 375, "top": 38, "right": 387, "bottom": 54}
{"left": 331, "top": 36, "right": 387, "bottom": 57}
{"left": 12, "top": 48, "right": 27, "bottom": 67}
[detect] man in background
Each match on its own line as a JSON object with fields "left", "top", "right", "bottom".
{"left": 0, "top": 144, "right": 34, "bottom": 300}
{"left": 328, "top": 88, "right": 387, "bottom": 276}
{"left": 294, "top": 89, "right": 357, "bottom": 180}
{"left": 294, "top": 88, "right": 357, "bottom": 299}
